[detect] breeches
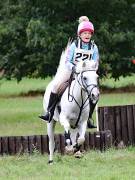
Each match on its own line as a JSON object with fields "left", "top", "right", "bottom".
{"left": 51, "top": 68, "right": 72, "bottom": 93}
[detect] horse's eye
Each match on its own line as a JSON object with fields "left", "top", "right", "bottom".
{"left": 83, "top": 77, "right": 87, "bottom": 81}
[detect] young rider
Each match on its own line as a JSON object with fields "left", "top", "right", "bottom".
{"left": 39, "top": 16, "right": 99, "bottom": 128}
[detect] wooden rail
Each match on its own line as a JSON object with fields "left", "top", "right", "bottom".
{"left": 98, "top": 104, "right": 135, "bottom": 146}
{"left": 1, "top": 104, "right": 135, "bottom": 155}
{"left": 0, "top": 130, "right": 112, "bottom": 155}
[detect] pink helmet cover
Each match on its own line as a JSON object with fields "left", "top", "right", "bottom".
{"left": 78, "top": 21, "right": 94, "bottom": 35}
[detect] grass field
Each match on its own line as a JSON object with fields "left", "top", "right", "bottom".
{"left": 0, "top": 75, "right": 135, "bottom": 180}
{"left": 0, "top": 74, "right": 135, "bottom": 97}
{"left": 0, "top": 148, "right": 135, "bottom": 180}
{"left": 0, "top": 75, "right": 135, "bottom": 136}
{"left": 100, "top": 74, "right": 135, "bottom": 89}
{"left": 0, "top": 92, "right": 135, "bottom": 136}
{"left": 0, "top": 77, "right": 52, "bottom": 97}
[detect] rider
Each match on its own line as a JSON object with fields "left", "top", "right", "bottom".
{"left": 39, "top": 16, "right": 99, "bottom": 128}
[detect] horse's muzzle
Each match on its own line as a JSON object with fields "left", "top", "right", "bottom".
{"left": 91, "top": 88, "right": 100, "bottom": 102}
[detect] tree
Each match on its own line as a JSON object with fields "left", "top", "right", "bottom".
{"left": 0, "top": 0, "right": 135, "bottom": 81}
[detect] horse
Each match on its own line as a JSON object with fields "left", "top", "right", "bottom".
{"left": 42, "top": 49, "right": 100, "bottom": 164}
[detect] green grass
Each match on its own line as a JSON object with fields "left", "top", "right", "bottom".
{"left": 0, "top": 76, "right": 135, "bottom": 179}
{"left": 99, "top": 92, "right": 135, "bottom": 107}
{"left": 100, "top": 74, "right": 135, "bottom": 88}
{"left": 0, "top": 148, "right": 135, "bottom": 180}
{"left": 0, "top": 96, "right": 63, "bottom": 136}
{"left": 0, "top": 74, "right": 135, "bottom": 97}
{"left": 0, "top": 75, "right": 135, "bottom": 136}
{"left": 0, "top": 92, "right": 135, "bottom": 136}
{"left": 0, "top": 77, "right": 51, "bottom": 97}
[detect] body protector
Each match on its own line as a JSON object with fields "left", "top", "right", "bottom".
{"left": 73, "top": 39, "right": 95, "bottom": 65}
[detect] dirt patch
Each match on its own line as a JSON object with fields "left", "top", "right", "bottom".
{"left": 100, "top": 85, "right": 135, "bottom": 94}
{"left": 0, "top": 86, "right": 135, "bottom": 98}
{"left": 20, "top": 85, "right": 135, "bottom": 96}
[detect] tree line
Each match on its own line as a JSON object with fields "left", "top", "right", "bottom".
{"left": 0, "top": 0, "right": 135, "bottom": 81}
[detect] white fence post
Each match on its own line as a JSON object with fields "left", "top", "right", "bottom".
{"left": 96, "top": 104, "right": 99, "bottom": 131}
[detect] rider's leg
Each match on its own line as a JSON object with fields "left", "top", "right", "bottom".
{"left": 39, "top": 68, "right": 72, "bottom": 123}
{"left": 87, "top": 101, "right": 97, "bottom": 129}
{"left": 39, "top": 92, "right": 59, "bottom": 122}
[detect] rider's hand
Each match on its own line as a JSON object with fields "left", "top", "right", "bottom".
{"left": 72, "top": 66, "right": 76, "bottom": 73}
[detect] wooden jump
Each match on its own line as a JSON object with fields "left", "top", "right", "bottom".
{"left": 0, "top": 130, "right": 112, "bottom": 155}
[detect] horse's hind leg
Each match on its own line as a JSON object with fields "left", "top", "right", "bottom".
{"left": 47, "top": 120, "right": 56, "bottom": 164}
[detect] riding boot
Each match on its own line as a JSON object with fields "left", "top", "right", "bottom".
{"left": 87, "top": 101, "right": 97, "bottom": 129}
{"left": 39, "top": 92, "right": 58, "bottom": 122}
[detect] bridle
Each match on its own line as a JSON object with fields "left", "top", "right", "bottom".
{"left": 76, "top": 70, "right": 99, "bottom": 102}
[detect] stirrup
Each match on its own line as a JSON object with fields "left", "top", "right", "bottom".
{"left": 39, "top": 112, "right": 53, "bottom": 123}
{"left": 39, "top": 115, "right": 49, "bottom": 122}
{"left": 39, "top": 112, "right": 50, "bottom": 121}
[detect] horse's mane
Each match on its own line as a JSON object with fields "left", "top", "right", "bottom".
{"left": 58, "top": 39, "right": 73, "bottom": 68}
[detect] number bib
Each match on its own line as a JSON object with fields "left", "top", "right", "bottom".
{"left": 73, "top": 48, "right": 94, "bottom": 63}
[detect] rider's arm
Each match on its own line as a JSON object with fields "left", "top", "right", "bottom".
{"left": 65, "top": 42, "right": 76, "bottom": 71}
{"left": 92, "top": 44, "right": 99, "bottom": 70}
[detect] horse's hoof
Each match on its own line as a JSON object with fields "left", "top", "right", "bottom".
{"left": 74, "top": 151, "right": 83, "bottom": 158}
{"left": 65, "top": 145, "right": 74, "bottom": 155}
{"left": 48, "top": 160, "right": 53, "bottom": 165}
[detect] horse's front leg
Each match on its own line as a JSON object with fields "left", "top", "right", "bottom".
{"left": 73, "top": 120, "right": 87, "bottom": 152}
{"left": 77, "top": 120, "right": 87, "bottom": 145}
{"left": 59, "top": 113, "right": 71, "bottom": 145}
{"left": 59, "top": 113, "right": 74, "bottom": 154}
{"left": 73, "top": 120, "right": 87, "bottom": 158}
{"left": 47, "top": 120, "right": 56, "bottom": 164}
{"left": 70, "top": 128, "right": 78, "bottom": 147}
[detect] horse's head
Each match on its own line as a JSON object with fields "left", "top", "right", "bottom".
{"left": 75, "top": 60, "right": 100, "bottom": 103}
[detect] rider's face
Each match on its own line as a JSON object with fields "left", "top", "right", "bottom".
{"left": 80, "top": 31, "right": 92, "bottom": 43}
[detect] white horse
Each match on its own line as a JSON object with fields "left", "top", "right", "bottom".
{"left": 43, "top": 51, "right": 99, "bottom": 164}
